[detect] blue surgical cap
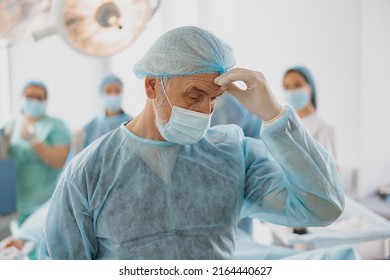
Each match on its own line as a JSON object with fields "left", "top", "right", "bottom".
{"left": 133, "top": 26, "right": 236, "bottom": 78}
{"left": 99, "top": 74, "right": 123, "bottom": 94}
{"left": 22, "top": 80, "right": 48, "bottom": 98}
{"left": 284, "top": 66, "right": 317, "bottom": 109}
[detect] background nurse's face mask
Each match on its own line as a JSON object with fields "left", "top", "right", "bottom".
{"left": 154, "top": 80, "right": 211, "bottom": 145}
{"left": 284, "top": 87, "right": 310, "bottom": 110}
{"left": 21, "top": 98, "right": 47, "bottom": 118}
{"left": 103, "top": 94, "right": 123, "bottom": 113}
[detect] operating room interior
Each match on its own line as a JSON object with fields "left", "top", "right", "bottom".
{"left": 1, "top": 0, "right": 390, "bottom": 260}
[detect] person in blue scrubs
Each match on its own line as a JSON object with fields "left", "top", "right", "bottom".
{"left": 71, "top": 74, "right": 132, "bottom": 156}
{"left": 41, "top": 26, "right": 344, "bottom": 260}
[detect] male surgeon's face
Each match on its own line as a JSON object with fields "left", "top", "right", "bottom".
{"left": 155, "top": 73, "right": 224, "bottom": 125}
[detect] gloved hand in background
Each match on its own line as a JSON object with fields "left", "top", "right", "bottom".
{"left": 19, "top": 122, "right": 39, "bottom": 145}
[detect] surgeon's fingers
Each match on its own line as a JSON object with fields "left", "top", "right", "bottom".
{"left": 214, "top": 68, "right": 260, "bottom": 90}
{"left": 222, "top": 83, "right": 249, "bottom": 98}
{"left": 215, "top": 69, "right": 267, "bottom": 102}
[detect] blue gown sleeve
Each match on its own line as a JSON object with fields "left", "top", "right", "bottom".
{"left": 241, "top": 106, "right": 344, "bottom": 227}
{"left": 39, "top": 164, "right": 98, "bottom": 259}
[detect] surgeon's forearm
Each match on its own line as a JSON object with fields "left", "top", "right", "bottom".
{"left": 261, "top": 107, "right": 344, "bottom": 224}
{"left": 31, "top": 143, "right": 69, "bottom": 169}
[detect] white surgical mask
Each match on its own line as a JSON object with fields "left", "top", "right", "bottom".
{"left": 21, "top": 99, "right": 46, "bottom": 118}
{"left": 284, "top": 87, "right": 310, "bottom": 110}
{"left": 103, "top": 94, "right": 123, "bottom": 113}
{"left": 154, "top": 81, "right": 211, "bottom": 145}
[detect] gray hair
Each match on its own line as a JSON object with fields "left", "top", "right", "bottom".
{"left": 160, "top": 77, "right": 171, "bottom": 91}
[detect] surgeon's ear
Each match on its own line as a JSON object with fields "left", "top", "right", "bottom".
{"left": 145, "top": 76, "right": 157, "bottom": 99}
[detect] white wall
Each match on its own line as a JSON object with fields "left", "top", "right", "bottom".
{"left": 359, "top": 0, "right": 390, "bottom": 197}
{"left": 0, "top": 43, "right": 11, "bottom": 125}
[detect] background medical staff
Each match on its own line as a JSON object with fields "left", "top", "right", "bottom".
{"left": 71, "top": 74, "right": 132, "bottom": 156}
{"left": 283, "top": 66, "right": 337, "bottom": 160}
{"left": 4, "top": 81, "right": 71, "bottom": 224}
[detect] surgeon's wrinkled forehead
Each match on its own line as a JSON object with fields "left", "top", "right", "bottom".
{"left": 165, "top": 73, "right": 224, "bottom": 97}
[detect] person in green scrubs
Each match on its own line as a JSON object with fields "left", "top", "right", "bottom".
{"left": 5, "top": 81, "right": 71, "bottom": 224}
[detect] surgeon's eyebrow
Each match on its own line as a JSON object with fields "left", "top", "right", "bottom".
{"left": 186, "top": 86, "right": 224, "bottom": 96}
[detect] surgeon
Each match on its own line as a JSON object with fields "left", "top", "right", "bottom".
{"left": 41, "top": 26, "right": 344, "bottom": 260}
{"left": 283, "top": 66, "right": 337, "bottom": 160}
{"left": 4, "top": 81, "right": 71, "bottom": 224}
{"left": 71, "top": 74, "right": 132, "bottom": 155}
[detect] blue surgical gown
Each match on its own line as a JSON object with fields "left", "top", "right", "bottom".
{"left": 66, "top": 111, "right": 132, "bottom": 164}
{"left": 40, "top": 107, "right": 344, "bottom": 259}
{"left": 83, "top": 111, "right": 132, "bottom": 148}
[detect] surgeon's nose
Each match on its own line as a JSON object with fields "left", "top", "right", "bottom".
{"left": 200, "top": 98, "right": 217, "bottom": 114}
{"left": 209, "top": 98, "right": 217, "bottom": 114}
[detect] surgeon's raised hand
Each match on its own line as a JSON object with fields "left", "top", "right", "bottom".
{"left": 214, "top": 68, "right": 284, "bottom": 122}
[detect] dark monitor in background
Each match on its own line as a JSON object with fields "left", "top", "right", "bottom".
{"left": 0, "top": 159, "right": 16, "bottom": 216}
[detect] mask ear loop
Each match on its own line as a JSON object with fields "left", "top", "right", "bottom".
{"left": 160, "top": 79, "right": 173, "bottom": 109}
{"left": 153, "top": 79, "right": 173, "bottom": 128}
{"left": 209, "top": 96, "right": 218, "bottom": 115}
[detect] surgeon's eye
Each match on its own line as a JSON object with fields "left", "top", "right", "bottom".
{"left": 187, "top": 93, "right": 202, "bottom": 101}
